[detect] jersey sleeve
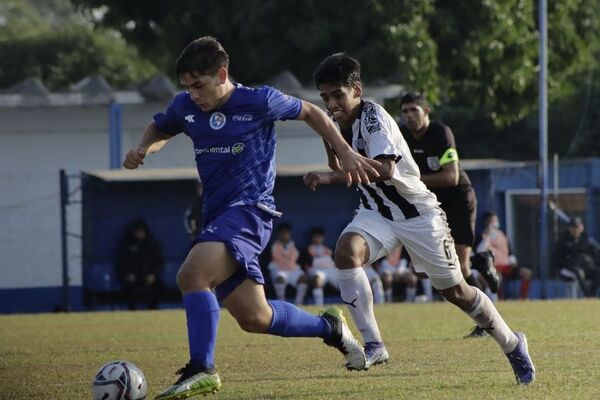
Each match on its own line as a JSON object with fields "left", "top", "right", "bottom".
{"left": 153, "top": 95, "right": 184, "bottom": 136}
{"left": 437, "top": 124, "right": 460, "bottom": 166}
{"left": 365, "top": 106, "right": 399, "bottom": 160}
{"left": 262, "top": 86, "right": 302, "bottom": 122}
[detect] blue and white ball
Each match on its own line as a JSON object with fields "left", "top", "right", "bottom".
{"left": 92, "top": 360, "right": 147, "bottom": 400}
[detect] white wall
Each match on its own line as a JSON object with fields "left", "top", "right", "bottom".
{"left": 0, "top": 104, "right": 326, "bottom": 289}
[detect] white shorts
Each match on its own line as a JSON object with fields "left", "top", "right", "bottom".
{"left": 268, "top": 263, "right": 305, "bottom": 287}
{"left": 308, "top": 267, "right": 339, "bottom": 289}
{"left": 340, "top": 207, "right": 462, "bottom": 290}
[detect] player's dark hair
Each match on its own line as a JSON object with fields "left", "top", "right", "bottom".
{"left": 400, "top": 92, "right": 430, "bottom": 109}
{"left": 313, "top": 53, "right": 361, "bottom": 88}
{"left": 175, "top": 36, "right": 229, "bottom": 77}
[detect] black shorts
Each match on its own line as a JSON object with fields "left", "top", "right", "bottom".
{"left": 439, "top": 185, "right": 477, "bottom": 247}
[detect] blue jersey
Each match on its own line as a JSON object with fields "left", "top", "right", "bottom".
{"left": 153, "top": 84, "right": 302, "bottom": 221}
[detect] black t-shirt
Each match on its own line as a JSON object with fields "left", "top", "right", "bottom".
{"left": 400, "top": 121, "right": 472, "bottom": 204}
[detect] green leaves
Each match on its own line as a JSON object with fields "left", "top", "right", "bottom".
{"left": 0, "top": 0, "right": 155, "bottom": 90}
{"left": 4, "top": 0, "right": 600, "bottom": 158}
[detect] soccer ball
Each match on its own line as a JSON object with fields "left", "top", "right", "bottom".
{"left": 92, "top": 360, "right": 148, "bottom": 400}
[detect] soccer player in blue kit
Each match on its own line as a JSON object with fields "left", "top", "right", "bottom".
{"left": 123, "top": 37, "right": 381, "bottom": 399}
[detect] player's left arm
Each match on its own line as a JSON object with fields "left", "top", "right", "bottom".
{"left": 420, "top": 126, "right": 460, "bottom": 188}
{"left": 297, "top": 100, "right": 381, "bottom": 186}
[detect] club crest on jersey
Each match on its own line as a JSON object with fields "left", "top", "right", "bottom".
{"left": 231, "top": 143, "right": 245, "bottom": 155}
{"left": 209, "top": 112, "right": 227, "bottom": 130}
{"left": 355, "top": 138, "right": 366, "bottom": 150}
{"left": 427, "top": 156, "right": 441, "bottom": 171}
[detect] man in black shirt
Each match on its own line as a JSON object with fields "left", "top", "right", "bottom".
{"left": 553, "top": 217, "right": 600, "bottom": 297}
{"left": 399, "top": 93, "right": 499, "bottom": 311}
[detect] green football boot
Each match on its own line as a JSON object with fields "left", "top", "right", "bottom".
{"left": 155, "top": 363, "right": 221, "bottom": 400}
{"left": 320, "top": 307, "right": 366, "bottom": 370}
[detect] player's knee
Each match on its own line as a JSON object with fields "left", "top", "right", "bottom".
{"left": 235, "top": 311, "right": 271, "bottom": 333}
{"left": 334, "top": 246, "right": 363, "bottom": 268}
{"left": 176, "top": 263, "right": 210, "bottom": 293}
{"left": 176, "top": 265, "right": 194, "bottom": 292}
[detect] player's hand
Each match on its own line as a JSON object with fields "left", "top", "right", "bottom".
{"left": 123, "top": 147, "right": 147, "bottom": 169}
{"left": 337, "top": 149, "right": 381, "bottom": 186}
{"left": 303, "top": 172, "right": 328, "bottom": 191}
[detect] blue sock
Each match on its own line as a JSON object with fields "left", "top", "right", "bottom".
{"left": 267, "top": 300, "right": 332, "bottom": 338}
{"left": 183, "top": 291, "right": 220, "bottom": 370}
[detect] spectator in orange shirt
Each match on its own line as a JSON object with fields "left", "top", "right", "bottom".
{"left": 305, "top": 227, "right": 337, "bottom": 306}
{"left": 268, "top": 222, "right": 308, "bottom": 304}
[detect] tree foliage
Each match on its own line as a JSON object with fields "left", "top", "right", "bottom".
{"left": 0, "top": 0, "right": 156, "bottom": 90}
{"left": 6, "top": 0, "right": 600, "bottom": 158}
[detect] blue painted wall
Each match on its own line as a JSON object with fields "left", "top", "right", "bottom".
{"left": 4, "top": 158, "right": 600, "bottom": 313}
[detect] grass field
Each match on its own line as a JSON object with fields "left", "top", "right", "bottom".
{"left": 1, "top": 299, "right": 599, "bottom": 399}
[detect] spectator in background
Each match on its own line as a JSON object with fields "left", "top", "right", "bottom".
{"left": 553, "top": 217, "right": 600, "bottom": 297}
{"left": 268, "top": 222, "right": 308, "bottom": 305}
{"left": 476, "top": 211, "right": 533, "bottom": 300}
{"left": 378, "top": 245, "right": 418, "bottom": 303}
{"left": 184, "top": 180, "right": 204, "bottom": 240}
{"left": 116, "top": 220, "right": 164, "bottom": 310}
{"left": 305, "top": 227, "right": 338, "bottom": 306}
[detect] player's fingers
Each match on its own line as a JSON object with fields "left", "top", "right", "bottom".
{"left": 303, "top": 173, "right": 311, "bottom": 185}
{"left": 345, "top": 172, "right": 353, "bottom": 187}
{"left": 358, "top": 167, "right": 371, "bottom": 185}
{"left": 363, "top": 158, "right": 381, "bottom": 177}
{"left": 365, "top": 157, "right": 382, "bottom": 168}
{"left": 348, "top": 170, "right": 363, "bottom": 187}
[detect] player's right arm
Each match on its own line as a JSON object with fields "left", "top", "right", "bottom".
{"left": 123, "top": 122, "right": 173, "bottom": 169}
{"left": 303, "top": 156, "right": 395, "bottom": 191}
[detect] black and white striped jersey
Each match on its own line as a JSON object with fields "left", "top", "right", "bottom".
{"left": 337, "top": 100, "right": 439, "bottom": 222}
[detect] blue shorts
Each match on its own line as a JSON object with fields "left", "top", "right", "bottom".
{"left": 192, "top": 205, "right": 273, "bottom": 301}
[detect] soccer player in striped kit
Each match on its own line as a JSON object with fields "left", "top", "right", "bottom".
{"left": 304, "top": 53, "right": 535, "bottom": 384}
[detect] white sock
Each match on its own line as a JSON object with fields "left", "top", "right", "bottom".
{"left": 466, "top": 288, "right": 518, "bottom": 353}
{"left": 384, "top": 288, "right": 393, "bottom": 303}
{"left": 405, "top": 287, "right": 417, "bottom": 303}
{"left": 336, "top": 267, "right": 382, "bottom": 343}
{"left": 294, "top": 282, "right": 308, "bottom": 305}
{"left": 274, "top": 282, "right": 286, "bottom": 300}
{"left": 370, "top": 278, "right": 384, "bottom": 304}
{"left": 312, "top": 287, "right": 324, "bottom": 306}
{"left": 421, "top": 278, "right": 433, "bottom": 301}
